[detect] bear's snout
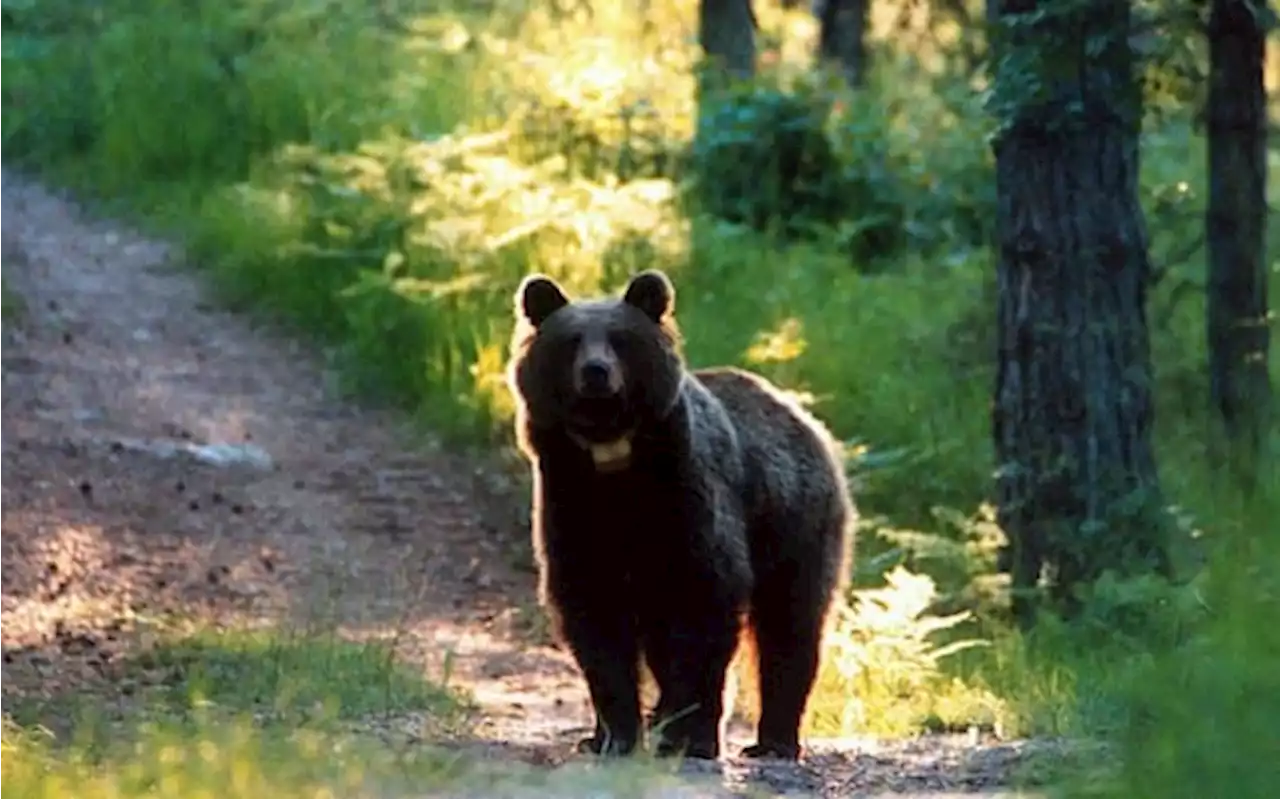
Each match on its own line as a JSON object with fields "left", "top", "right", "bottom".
{"left": 573, "top": 340, "right": 623, "bottom": 399}
{"left": 577, "top": 360, "right": 617, "bottom": 396}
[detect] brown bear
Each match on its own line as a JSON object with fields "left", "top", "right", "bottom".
{"left": 506, "top": 269, "right": 855, "bottom": 761}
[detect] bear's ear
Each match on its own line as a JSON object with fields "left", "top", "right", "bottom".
{"left": 517, "top": 274, "right": 570, "bottom": 327}
{"left": 622, "top": 270, "right": 674, "bottom": 323}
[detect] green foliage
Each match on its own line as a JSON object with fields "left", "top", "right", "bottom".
{"left": 1, "top": 711, "right": 753, "bottom": 799}
{"left": 986, "top": 0, "right": 1147, "bottom": 142}
{"left": 1111, "top": 592, "right": 1280, "bottom": 799}
{"left": 687, "top": 62, "right": 999, "bottom": 262}
{"left": 191, "top": 130, "right": 685, "bottom": 439}
{"left": 3, "top": 717, "right": 464, "bottom": 799}
{"left": 492, "top": 0, "right": 699, "bottom": 183}
{"left": 1, "top": 0, "right": 480, "bottom": 192}
{"left": 842, "top": 65, "right": 997, "bottom": 256}
{"left": 5, "top": 626, "right": 472, "bottom": 738}
{"left": 133, "top": 629, "right": 469, "bottom": 723}
{"left": 690, "top": 78, "right": 862, "bottom": 241}
{"left": 2, "top": 624, "right": 476, "bottom": 798}
{"left": 804, "top": 567, "right": 1005, "bottom": 738}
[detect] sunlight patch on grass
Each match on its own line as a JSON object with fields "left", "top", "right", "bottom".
{"left": 6, "top": 625, "right": 473, "bottom": 745}
{"left": 729, "top": 566, "right": 1007, "bottom": 741}
{"left": 812, "top": 567, "right": 1004, "bottom": 738}
{"left": 2, "top": 618, "right": 482, "bottom": 797}
{"left": 2, "top": 716, "right": 475, "bottom": 799}
{"left": 131, "top": 628, "right": 471, "bottom": 725}
{"left": 2, "top": 714, "right": 744, "bottom": 799}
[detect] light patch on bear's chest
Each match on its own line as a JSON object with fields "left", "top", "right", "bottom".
{"left": 567, "top": 431, "right": 634, "bottom": 473}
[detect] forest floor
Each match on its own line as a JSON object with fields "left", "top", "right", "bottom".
{"left": 1, "top": 170, "right": 1047, "bottom": 797}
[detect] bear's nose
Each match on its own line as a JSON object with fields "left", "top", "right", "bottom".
{"left": 578, "top": 360, "right": 616, "bottom": 397}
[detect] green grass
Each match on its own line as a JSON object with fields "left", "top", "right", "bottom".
{"left": 0, "top": 628, "right": 742, "bottom": 799}
{"left": 3, "top": 718, "right": 458, "bottom": 799}
{"left": 2, "top": 715, "right": 738, "bottom": 799}
{"left": 1, "top": 625, "right": 479, "bottom": 797}
{"left": 4, "top": 625, "right": 473, "bottom": 739}
{"left": 3, "top": 0, "right": 1278, "bottom": 795}
{"left": 126, "top": 628, "right": 467, "bottom": 723}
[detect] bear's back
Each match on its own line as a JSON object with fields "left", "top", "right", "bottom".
{"left": 691, "top": 367, "right": 851, "bottom": 564}
{"left": 691, "top": 367, "right": 844, "bottom": 471}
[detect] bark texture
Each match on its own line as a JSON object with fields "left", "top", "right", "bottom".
{"left": 988, "top": 0, "right": 1170, "bottom": 626}
{"left": 1205, "top": 0, "right": 1272, "bottom": 488}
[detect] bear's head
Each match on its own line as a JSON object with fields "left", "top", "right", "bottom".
{"left": 508, "top": 270, "right": 684, "bottom": 472}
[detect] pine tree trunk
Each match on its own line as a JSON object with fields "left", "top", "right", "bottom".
{"left": 817, "top": 0, "right": 870, "bottom": 87}
{"left": 698, "top": 0, "right": 757, "bottom": 84}
{"left": 694, "top": 0, "right": 758, "bottom": 155}
{"left": 1205, "top": 0, "right": 1272, "bottom": 489}
{"left": 987, "top": 0, "right": 1171, "bottom": 627}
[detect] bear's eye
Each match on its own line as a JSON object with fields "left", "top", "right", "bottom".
{"left": 558, "top": 330, "right": 583, "bottom": 358}
{"left": 606, "top": 332, "right": 632, "bottom": 355}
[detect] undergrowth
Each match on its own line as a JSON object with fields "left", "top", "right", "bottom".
{"left": 0, "top": 623, "right": 476, "bottom": 797}
{"left": 0, "top": 625, "right": 721, "bottom": 797}
{"left": 3, "top": 0, "right": 1278, "bottom": 794}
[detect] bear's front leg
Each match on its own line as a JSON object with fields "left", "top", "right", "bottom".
{"left": 644, "top": 609, "right": 742, "bottom": 760}
{"left": 558, "top": 605, "right": 642, "bottom": 756}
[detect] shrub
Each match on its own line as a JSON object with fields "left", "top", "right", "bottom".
{"left": 690, "top": 79, "right": 862, "bottom": 242}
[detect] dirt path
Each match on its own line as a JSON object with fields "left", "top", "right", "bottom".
{"left": 1, "top": 171, "right": 1043, "bottom": 797}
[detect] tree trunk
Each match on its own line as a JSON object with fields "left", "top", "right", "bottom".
{"left": 817, "top": 0, "right": 871, "bottom": 87}
{"left": 695, "top": 0, "right": 758, "bottom": 155}
{"left": 698, "top": 0, "right": 757, "bottom": 84}
{"left": 987, "top": 0, "right": 1171, "bottom": 627}
{"left": 1205, "top": 0, "right": 1272, "bottom": 490}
